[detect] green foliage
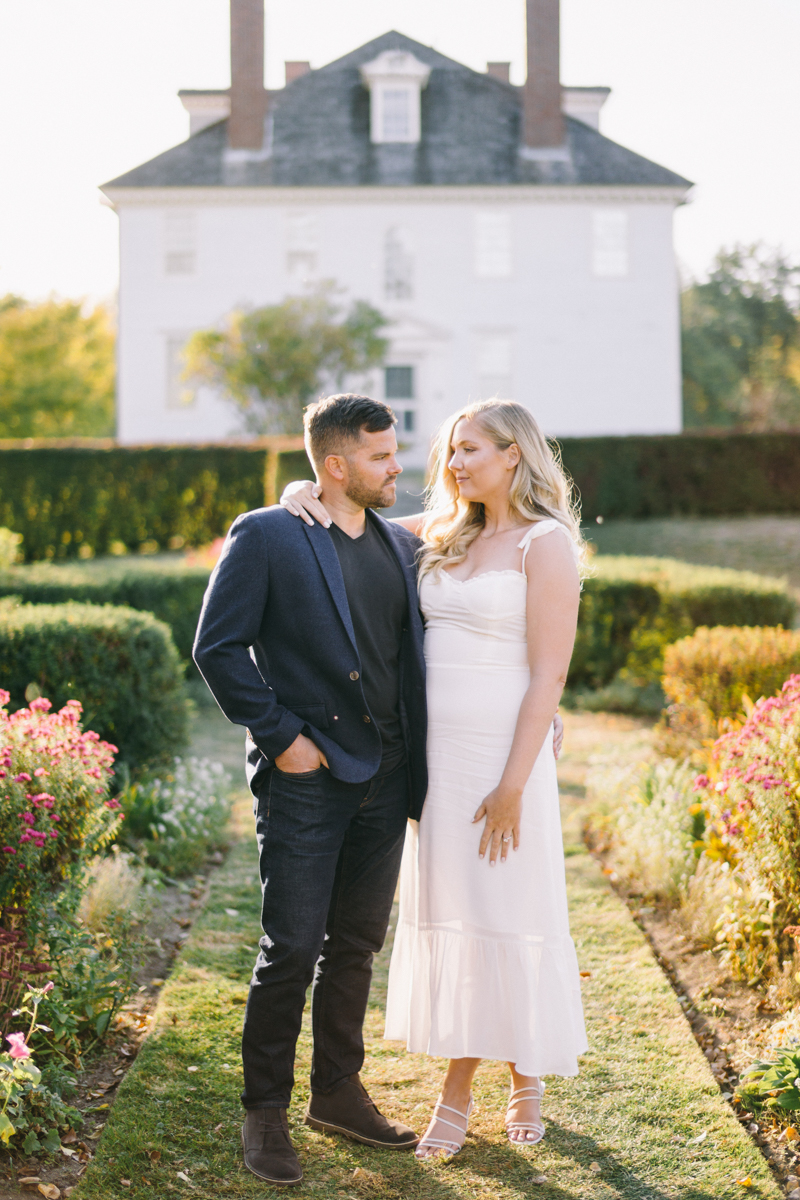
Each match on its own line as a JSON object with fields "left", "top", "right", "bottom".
{"left": 567, "top": 556, "right": 795, "bottom": 693}
{"left": 0, "top": 560, "right": 211, "bottom": 662}
{"left": 119, "top": 757, "right": 231, "bottom": 876}
{"left": 739, "top": 1046, "right": 800, "bottom": 1114}
{"left": 682, "top": 245, "right": 800, "bottom": 431}
{"left": 0, "top": 602, "right": 189, "bottom": 772}
{"left": 184, "top": 285, "right": 388, "bottom": 434}
{"left": 0, "top": 444, "right": 266, "bottom": 561}
{"left": 557, "top": 432, "right": 800, "bottom": 519}
{"left": 0, "top": 295, "right": 115, "bottom": 438}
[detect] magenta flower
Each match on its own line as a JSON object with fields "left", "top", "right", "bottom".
{"left": 33, "top": 767, "right": 47, "bottom": 777}
{"left": 2, "top": 846, "right": 15, "bottom": 854}
{"left": 6, "top": 1032, "right": 31, "bottom": 1059}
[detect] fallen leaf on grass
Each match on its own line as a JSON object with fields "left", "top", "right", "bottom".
{"left": 579, "top": 970, "right": 591, "bottom": 978}
{"left": 187, "top": 1066, "right": 199, "bottom": 1073}
{"left": 590, "top": 1162, "right": 602, "bottom": 1173}
{"left": 689, "top": 1131, "right": 708, "bottom": 1145}
{"left": 120, "top": 1182, "right": 131, "bottom": 1189}
{"left": 148, "top": 1149, "right": 162, "bottom": 1163}
{"left": 530, "top": 1176, "right": 548, "bottom": 1185}
{"left": 150, "top": 978, "right": 165, "bottom": 988}
{"left": 787, "top": 1126, "right": 800, "bottom": 1142}
{"left": 37, "top": 1187, "right": 60, "bottom": 1199}
{"left": 59, "top": 1146, "right": 77, "bottom": 1158}
{"left": 735, "top": 1178, "right": 753, "bottom": 1188}
{"left": 61, "top": 1129, "right": 77, "bottom": 1144}
{"left": 224, "top": 908, "right": 239, "bottom": 917}
{"left": 177, "top": 1171, "right": 192, "bottom": 1183}
{"left": 213, "top": 1123, "right": 224, "bottom": 1134}
{"left": 19, "top": 1180, "right": 40, "bottom": 1188}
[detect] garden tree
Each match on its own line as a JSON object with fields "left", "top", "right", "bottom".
{"left": 0, "top": 296, "right": 115, "bottom": 437}
{"left": 682, "top": 244, "right": 800, "bottom": 430}
{"left": 183, "top": 286, "right": 388, "bottom": 434}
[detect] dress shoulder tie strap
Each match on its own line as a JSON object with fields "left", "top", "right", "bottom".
{"left": 517, "top": 519, "right": 578, "bottom": 570}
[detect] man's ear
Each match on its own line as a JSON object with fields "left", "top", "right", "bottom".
{"left": 323, "top": 454, "right": 347, "bottom": 482}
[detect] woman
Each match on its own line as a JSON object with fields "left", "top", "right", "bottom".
{"left": 282, "top": 399, "right": 587, "bottom": 1156}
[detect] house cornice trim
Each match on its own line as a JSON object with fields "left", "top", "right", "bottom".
{"left": 100, "top": 183, "right": 691, "bottom": 209}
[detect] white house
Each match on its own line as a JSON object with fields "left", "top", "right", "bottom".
{"left": 102, "top": 0, "right": 692, "bottom": 467}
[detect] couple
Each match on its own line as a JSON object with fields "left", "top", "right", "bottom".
{"left": 193, "top": 393, "right": 587, "bottom": 1186}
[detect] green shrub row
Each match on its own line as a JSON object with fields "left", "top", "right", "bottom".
{"left": 557, "top": 432, "right": 800, "bottom": 519}
{"left": 0, "top": 561, "right": 210, "bottom": 663}
{"left": 0, "top": 601, "right": 189, "bottom": 771}
{"left": 0, "top": 445, "right": 266, "bottom": 561}
{"left": 4, "top": 431, "right": 800, "bottom": 565}
{"left": 569, "top": 556, "right": 796, "bottom": 691}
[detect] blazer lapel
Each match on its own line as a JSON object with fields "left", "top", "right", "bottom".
{"left": 303, "top": 522, "right": 358, "bottom": 653}
{"left": 371, "top": 512, "right": 420, "bottom": 616}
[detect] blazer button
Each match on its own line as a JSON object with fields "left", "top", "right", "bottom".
{"left": 363, "top": 715, "right": 371, "bottom": 723}
{"left": 350, "top": 670, "right": 360, "bottom": 680}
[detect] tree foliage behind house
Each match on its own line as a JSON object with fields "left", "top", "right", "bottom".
{"left": 0, "top": 296, "right": 115, "bottom": 437}
{"left": 183, "top": 285, "right": 388, "bottom": 434}
{"left": 682, "top": 245, "right": 800, "bottom": 431}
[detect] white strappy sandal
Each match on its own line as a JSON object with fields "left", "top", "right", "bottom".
{"left": 415, "top": 1094, "right": 474, "bottom": 1160}
{"left": 505, "top": 1079, "right": 546, "bottom": 1146}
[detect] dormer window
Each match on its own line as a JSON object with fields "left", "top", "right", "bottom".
{"left": 360, "top": 51, "right": 431, "bottom": 145}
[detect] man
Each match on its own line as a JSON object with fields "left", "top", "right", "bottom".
{"left": 193, "top": 394, "right": 426, "bottom": 1187}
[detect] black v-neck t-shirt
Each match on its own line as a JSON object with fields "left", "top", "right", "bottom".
{"left": 328, "top": 516, "right": 409, "bottom": 769}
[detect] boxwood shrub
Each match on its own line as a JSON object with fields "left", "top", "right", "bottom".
{"left": 0, "top": 602, "right": 189, "bottom": 771}
{"left": 0, "top": 562, "right": 210, "bottom": 663}
{"left": 569, "top": 556, "right": 796, "bottom": 691}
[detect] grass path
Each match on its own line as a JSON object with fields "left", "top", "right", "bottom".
{"left": 75, "top": 711, "right": 781, "bottom": 1199}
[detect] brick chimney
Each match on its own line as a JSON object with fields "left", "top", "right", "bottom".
{"left": 285, "top": 61, "right": 311, "bottom": 86}
{"left": 486, "top": 62, "right": 511, "bottom": 83}
{"left": 524, "top": 0, "right": 563, "bottom": 148}
{"left": 229, "top": 0, "right": 268, "bottom": 150}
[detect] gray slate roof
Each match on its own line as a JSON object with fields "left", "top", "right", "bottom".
{"left": 104, "top": 31, "right": 691, "bottom": 191}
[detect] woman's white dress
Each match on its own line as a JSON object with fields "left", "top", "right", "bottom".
{"left": 385, "top": 520, "right": 588, "bottom": 1076}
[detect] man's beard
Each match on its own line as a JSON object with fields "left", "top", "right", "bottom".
{"left": 344, "top": 470, "right": 397, "bottom": 510}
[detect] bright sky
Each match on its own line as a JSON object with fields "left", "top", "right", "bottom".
{"left": 1, "top": 0, "right": 798, "bottom": 304}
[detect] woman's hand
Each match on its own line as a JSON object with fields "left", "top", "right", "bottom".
{"left": 280, "top": 480, "right": 332, "bottom": 528}
{"left": 473, "top": 783, "right": 522, "bottom": 865}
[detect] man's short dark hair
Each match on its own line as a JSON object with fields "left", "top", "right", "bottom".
{"left": 304, "top": 393, "right": 396, "bottom": 470}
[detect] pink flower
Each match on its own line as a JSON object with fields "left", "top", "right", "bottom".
{"left": 6, "top": 1032, "right": 31, "bottom": 1059}
{"left": 33, "top": 767, "right": 47, "bottom": 777}
{"left": 29, "top": 698, "right": 51, "bottom": 712}
{"left": 49, "top": 831, "right": 57, "bottom": 839}
{"left": 693, "top": 775, "right": 710, "bottom": 792}
{"left": 42, "top": 981, "right": 54, "bottom": 994}
{"left": 2, "top": 846, "right": 15, "bottom": 854}
{"left": 13, "top": 773, "right": 31, "bottom": 783}
{"left": 104, "top": 798, "right": 122, "bottom": 810}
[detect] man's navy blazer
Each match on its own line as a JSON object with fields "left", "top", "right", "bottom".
{"left": 193, "top": 505, "right": 428, "bottom": 819}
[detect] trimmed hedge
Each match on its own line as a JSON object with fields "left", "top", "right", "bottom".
{"left": 0, "top": 562, "right": 210, "bottom": 663}
{"left": 0, "top": 602, "right": 189, "bottom": 770}
{"left": 557, "top": 432, "right": 800, "bottom": 520}
{"left": 2, "top": 433, "right": 800, "bottom": 564}
{"left": 569, "top": 556, "right": 796, "bottom": 690}
{"left": 0, "top": 445, "right": 266, "bottom": 561}
{"left": 663, "top": 625, "right": 800, "bottom": 723}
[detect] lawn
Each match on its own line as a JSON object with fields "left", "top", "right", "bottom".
{"left": 73, "top": 709, "right": 781, "bottom": 1199}
{"left": 586, "top": 516, "right": 800, "bottom": 591}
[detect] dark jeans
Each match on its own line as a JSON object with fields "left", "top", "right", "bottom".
{"left": 241, "top": 759, "right": 409, "bottom": 1109}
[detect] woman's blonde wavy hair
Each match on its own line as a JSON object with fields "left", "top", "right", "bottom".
{"left": 418, "top": 399, "right": 587, "bottom": 580}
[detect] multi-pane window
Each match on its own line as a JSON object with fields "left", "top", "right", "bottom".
{"left": 286, "top": 211, "right": 318, "bottom": 284}
{"left": 164, "top": 212, "right": 196, "bottom": 276}
{"left": 476, "top": 334, "right": 513, "bottom": 399}
{"left": 165, "top": 337, "right": 196, "bottom": 409}
{"left": 385, "top": 366, "right": 416, "bottom": 437}
{"left": 592, "top": 211, "right": 629, "bottom": 277}
{"left": 385, "top": 366, "right": 414, "bottom": 400}
{"left": 381, "top": 88, "right": 412, "bottom": 141}
{"left": 474, "top": 212, "right": 512, "bottom": 278}
{"left": 384, "top": 227, "right": 414, "bottom": 300}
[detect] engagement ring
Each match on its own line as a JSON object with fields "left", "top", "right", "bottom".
{"left": 502, "top": 836, "right": 512, "bottom": 843}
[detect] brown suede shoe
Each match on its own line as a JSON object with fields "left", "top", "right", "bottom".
{"left": 305, "top": 1074, "right": 418, "bottom": 1149}
{"left": 241, "top": 1107, "right": 302, "bottom": 1186}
